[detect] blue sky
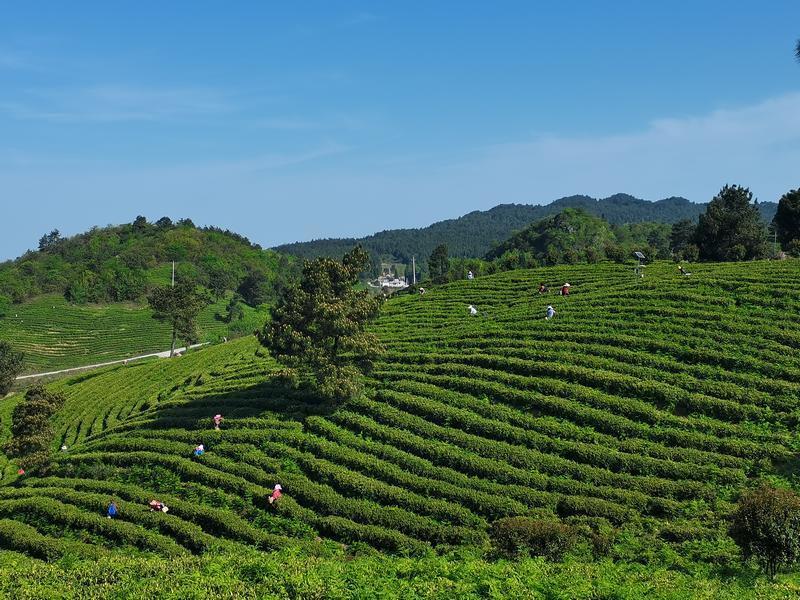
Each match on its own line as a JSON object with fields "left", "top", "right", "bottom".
{"left": 1, "top": 1, "right": 799, "bottom": 260}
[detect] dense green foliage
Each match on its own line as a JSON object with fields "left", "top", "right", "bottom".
{"left": 0, "top": 260, "right": 798, "bottom": 593}
{"left": 773, "top": 188, "right": 800, "bottom": 250}
{"left": 730, "top": 485, "right": 800, "bottom": 578}
{"left": 4, "top": 385, "right": 65, "bottom": 472}
{"left": 422, "top": 212, "right": 678, "bottom": 283}
{"left": 486, "top": 209, "right": 616, "bottom": 263}
{"left": 1, "top": 547, "right": 798, "bottom": 599}
{"left": 0, "top": 342, "right": 23, "bottom": 396}
{"left": 258, "top": 247, "right": 383, "bottom": 400}
{"left": 695, "top": 185, "right": 769, "bottom": 261}
{"left": 428, "top": 244, "right": 450, "bottom": 284}
{"left": 275, "top": 194, "right": 777, "bottom": 275}
{"left": 490, "top": 517, "right": 580, "bottom": 560}
{"left": 0, "top": 216, "right": 295, "bottom": 305}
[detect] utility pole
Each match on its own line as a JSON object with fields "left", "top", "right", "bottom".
{"left": 768, "top": 225, "right": 778, "bottom": 256}
{"left": 412, "top": 256, "right": 416, "bottom": 284}
{"left": 172, "top": 261, "right": 175, "bottom": 287}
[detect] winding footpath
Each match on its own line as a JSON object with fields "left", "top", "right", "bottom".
{"left": 15, "top": 343, "right": 208, "bottom": 381}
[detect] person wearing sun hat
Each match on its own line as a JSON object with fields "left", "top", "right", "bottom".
{"left": 546, "top": 305, "right": 556, "bottom": 320}
{"left": 269, "top": 484, "right": 283, "bottom": 505}
{"left": 560, "top": 283, "right": 571, "bottom": 296}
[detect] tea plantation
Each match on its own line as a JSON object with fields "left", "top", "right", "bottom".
{"left": 0, "top": 294, "right": 267, "bottom": 375}
{"left": 0, "top": 260, "right": 799, "bottom": 597}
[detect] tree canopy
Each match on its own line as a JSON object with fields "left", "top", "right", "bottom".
{"left": 694, "top": 185, "right": 769, "bottom": 261}
{"left": 4, "top": 385, "right": 66, "bottom": 472}
{"left": 428, "top": 245, "right": 450, "bottom": 284}
{"left": 275, "top": 194, "right": 776, "bottom": 277}
{"left": 772, "top": 188, "right": 800, "bottom": 249}
{"left": 148, "top": 281, "right": 210, "bottom": 357}
{"left": 486, "top": 209, "right": 617, "bottom": 263}
{"left": 257, "top": 246, "right": 383, "bottom": 400}
{"left": 0, "top": 341, "right": 24, "bottom": 396}
{"left": 0, "top": 218, "right": 295, "bottom": 306}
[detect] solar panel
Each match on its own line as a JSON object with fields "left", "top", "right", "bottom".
{"left": 633, "top": 251, "right": 646, "bottom": 260}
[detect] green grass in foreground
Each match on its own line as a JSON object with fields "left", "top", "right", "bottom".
{"left": 1, "top": 547, "right": 798, "bottom": 600}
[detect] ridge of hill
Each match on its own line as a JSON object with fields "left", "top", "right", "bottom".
{"left": 0, "top": 258, "right": 798, "bottom": 586}
{"left": 0, "top": 217, "right": 294, "bottom": 374}
{"left": 273, "top": 193, "right": 779, "bottom": 267}
{"left": 0, "top": 217, "right": 294, "bottom": 306}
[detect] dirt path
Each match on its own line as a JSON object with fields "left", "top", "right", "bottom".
{"left": 15, "top": 343, "right": 208, "bottom": 381}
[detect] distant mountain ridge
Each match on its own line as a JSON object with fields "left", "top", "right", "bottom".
{"left": 274, "top": 193, "right": 778, "bottom": 264}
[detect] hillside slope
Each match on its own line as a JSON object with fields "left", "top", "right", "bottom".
{"left": 274, "top": 194, "right": 778, "bottom": 266}
{"left": 0, "top": 259, "right": 798, "bottom": 564}
{"left": 0, "top": 293, "right": 267, "bottom": 375}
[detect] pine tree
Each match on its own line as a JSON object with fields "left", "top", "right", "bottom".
{"left": 428, "top": 244, "right": 450, "bottom": 284}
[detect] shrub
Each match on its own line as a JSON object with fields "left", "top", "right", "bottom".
{"left": 0, "top": 340, "right": 24, "bottom": 395}
{"left": 729, "top": 484, "right": 800, "bottom": 578}
{"left": 489, "top": 517, "right": 579, "bottom": 560}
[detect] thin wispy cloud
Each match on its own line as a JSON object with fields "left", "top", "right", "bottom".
{"left": 455, "top": 91, "right": 800, "bottom": 203}
{"left": 0, "top": 84, "right": 233, "bottom": 122}
{"left": 1, "top": 92, "right": 798, "bottom": 259}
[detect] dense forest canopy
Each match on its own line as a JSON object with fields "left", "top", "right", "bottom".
{"left": 486, "top": 209, "right": 617, "bottom": 262}
{"left": 0, "top": 217, "right": 296, "bottom": 307}
{"left": 274, "top": 193, "right": 778, "bottom": 275}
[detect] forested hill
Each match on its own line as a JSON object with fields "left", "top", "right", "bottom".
{"left": 0, "top": 216, "right": 294, "bottom": 308}
{"left": 274, "top": 193, "right": 778, "bottom": 264}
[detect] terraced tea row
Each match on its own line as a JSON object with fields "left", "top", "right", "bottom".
{"left": 0, "top": 260, "right": 797, "bottom": 561}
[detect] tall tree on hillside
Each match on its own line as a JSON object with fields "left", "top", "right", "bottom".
{"left": 37, "top": 229, "right": 61, "bottom": 252}
{"left": 669, "top": 218, "right": 700, "bottom": 261}
{"left": 428, "top": 244, "right": 450, "bottom": 284}
{"left": 4, "top": 385, "right": 65, "bottom": 472}
{"left": 0, "top": 341, "right": 24, "bottom": 396}
{"left": 237, "top": 270, "right": 271, "bottom": 307}
{"left": 772, "top": 188, "right": 800, "bottom": 249}
{"left": 694, "top": 185, "right": 769, "bottom": 261}
{"left": 132, "top": 215, "right": 149, "bottom": 233}
{"left": 257, "top": 246, "right": 383, "bottom": 400}
{"left": 148, "top": 280, "right": 209, "bottom": 357}
{"left": 669, "top": 219, "right": 695, "bottom": 254}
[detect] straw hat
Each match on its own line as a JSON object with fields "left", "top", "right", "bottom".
{"left": 274, "top": 484, "right": 282, "bottom": 491}
{"left": 563, "top": 283, "right": 571, "bottom": 287}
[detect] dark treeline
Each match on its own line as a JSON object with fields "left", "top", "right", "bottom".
{"left": 418, "top": 185, "right": 799, "bottom": 284}
{"left": 274, "top": 193, "right": 778, "bottom": 277}
{"left": 0, "top": 216, "right": 297, "bottom": 309}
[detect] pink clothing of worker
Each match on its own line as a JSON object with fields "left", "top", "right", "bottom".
{"left": 269, "top": 484, "right": 283, "bottom": 504}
